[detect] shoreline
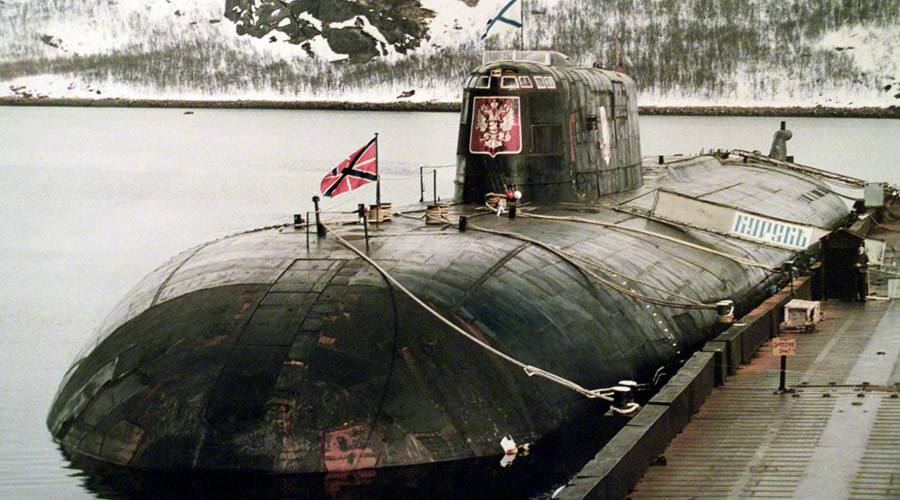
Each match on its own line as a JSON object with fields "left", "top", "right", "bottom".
{"left": 1, "top": 96, "right": 898, "bottom": 118}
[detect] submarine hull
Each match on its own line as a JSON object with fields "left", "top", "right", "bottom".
{"left": 48, "top": 154, "right": 847, "bottom": 473}
{"left": 49, "top": 51, "right": 850, "bottom": 477}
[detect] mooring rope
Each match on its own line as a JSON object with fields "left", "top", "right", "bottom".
{"left": 567, "top": 252, "right": 709, "bottom": 306}
{"left": 387, "top": 208, "right": 727, "bottom": 309}
{"left": 467, "top": 223, "right": 718, "bottom": 310}
{"left": 321, "top": 221, "right": 636, "bottom": 408}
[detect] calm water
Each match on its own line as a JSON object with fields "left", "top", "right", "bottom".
{"left": 0, "top": 106, "right": 897, "bottom": 499}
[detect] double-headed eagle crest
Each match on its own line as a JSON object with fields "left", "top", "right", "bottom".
{"left": 470, "top": 97, "right": 521, "bottom": 157}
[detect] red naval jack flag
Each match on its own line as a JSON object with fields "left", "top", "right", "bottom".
{"left": 320, "top": 136, "right": 378, "bottom": 198}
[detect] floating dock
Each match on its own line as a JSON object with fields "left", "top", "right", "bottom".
{"left": 559, "top": 215, "right": 900, "bottom": 500}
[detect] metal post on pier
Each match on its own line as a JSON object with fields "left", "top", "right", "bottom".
{"left": 359, "top": 203, "right": 369, "bottom": 254}
{"left": 313, "top": 195, "right": 326, "bottom": 237}
{"left": 419, "top": 166, "right": 425, "bottom": 203}
{"left": 306, "top": 211, "right": 311, "bottom": 251}
{"left": 779, "top": 355, "right": 788, "bottom": 392}
{"left": 772, "top": 337, "right": 796, "bottom": 394}
{"left": 789, "top": 262, "right": 795, "bottom": 298}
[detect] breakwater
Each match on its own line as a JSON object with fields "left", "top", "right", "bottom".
{"left": 2, "top": 96, "right": 899, "bottom": 118}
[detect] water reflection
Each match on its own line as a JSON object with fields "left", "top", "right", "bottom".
{"left": 5, "top": 107, "right": 897, "bottom": 499}
{"left": 63, "top": 405, "right": 624, "bottom": 499}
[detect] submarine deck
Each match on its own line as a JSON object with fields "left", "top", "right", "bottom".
{"left": 562, "top": 216, "right": 900, "bottom": 499}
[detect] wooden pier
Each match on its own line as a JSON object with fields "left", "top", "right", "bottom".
{"left": 558, "top": 213, "right": 900, "bottom": 500}
{"left": 627, "top": 298, "right": 900, "bottom": 499}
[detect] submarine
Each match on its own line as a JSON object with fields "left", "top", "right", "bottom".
{"left": 48, "top": 51, "right": 850, "bottom": 482}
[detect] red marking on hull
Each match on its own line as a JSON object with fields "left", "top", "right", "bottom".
{"left": 321, "top": 423, "right": 384, "bottom": 472}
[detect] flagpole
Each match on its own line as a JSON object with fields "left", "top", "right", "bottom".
{"left": 374, "top": 133, "right": 380, "bottom": 228}
{"left": 521, "top": 0, "right": 526, "bottom": 50}
{"left": 375, "top": 133, "right": 380, "bottom": 209}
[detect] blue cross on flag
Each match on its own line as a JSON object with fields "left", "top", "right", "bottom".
{"left": 481, "top": 0, "right": 522, "bottom": 41}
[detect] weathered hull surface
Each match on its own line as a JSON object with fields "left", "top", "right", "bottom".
{"left": 48, "top": 155, "right": 847, "bottom": 474}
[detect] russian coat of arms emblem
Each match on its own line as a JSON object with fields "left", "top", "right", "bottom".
{"left": 469, "top": 96, "right": 522, "bottom": 157}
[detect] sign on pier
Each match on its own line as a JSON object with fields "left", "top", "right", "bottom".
{"left": 772, "top": 337, "right": 796, "bottom": 356}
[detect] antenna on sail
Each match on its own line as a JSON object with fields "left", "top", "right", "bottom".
{"left": 520, "top": 0, "right": 527, "bottom": 50}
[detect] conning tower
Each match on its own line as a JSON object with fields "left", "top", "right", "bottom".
{"left": 456, "top": 51, "right": 642, "bottom": 204}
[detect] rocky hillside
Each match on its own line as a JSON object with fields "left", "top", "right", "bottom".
{"left": 1, "top": 0, "right": 899, "bottom": 109}
{"left": 224, "top": 0, "right": 436, "bottom": 63}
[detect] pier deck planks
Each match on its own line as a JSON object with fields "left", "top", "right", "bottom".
{"left": 629, "top": 299, "right": 900, "bottom": 499}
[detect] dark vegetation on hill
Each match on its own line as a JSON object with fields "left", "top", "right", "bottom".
{"left": 1, "top": 0, "right": 898, "bottom": 106}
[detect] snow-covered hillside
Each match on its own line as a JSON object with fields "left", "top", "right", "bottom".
{"left": 1, "top": 0, "right": 898, "bottom": 108}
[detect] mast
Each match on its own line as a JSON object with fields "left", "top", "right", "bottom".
{"left": 375, "top": 133, "right": 380, "bottom": 208}
{"left": 521, "top": 0, "right": 527, "bottom": 50}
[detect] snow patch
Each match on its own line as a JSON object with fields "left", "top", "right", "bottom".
{"left": 297, "top": 11, "right": 324, "bottom": 32}
{"left": 4, "top": 74, "right": 121, "bottom": 99}
{"left": 818, "top": 25, "right": 900, "bottom": 77}
{"left": 1, "top": 68, "right": 463, "bottom": 105}
{"left": 16, "top": 0, "right": 310, "bottom": 63}
{"left": 307, "top": 35, "right": 349, "bottom": 62}
{"left": 329, "top": 15, "right": 398, "bottom": 58}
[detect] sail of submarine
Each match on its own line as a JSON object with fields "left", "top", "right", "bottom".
{"left": 48, "top": 51, "right": 849, "bottom": 473}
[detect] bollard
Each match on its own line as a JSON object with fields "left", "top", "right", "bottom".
{"left": 612, "top": 386, "right": 633, "bottom": 410}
